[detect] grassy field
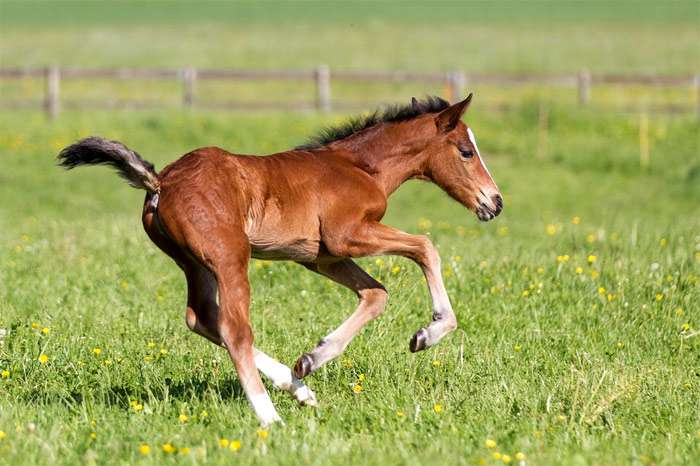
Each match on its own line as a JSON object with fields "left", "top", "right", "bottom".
{"left": 1, "top": 1, "right": 700, "bottom": 465}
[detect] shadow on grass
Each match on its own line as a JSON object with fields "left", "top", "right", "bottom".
{"left": 19, "top": 376, "right": 246, "bottom": 407}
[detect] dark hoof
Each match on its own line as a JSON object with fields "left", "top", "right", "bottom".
{"left": 293, "top": 353, "right": 314, "bottom": 379}
{"left": 409, "top": 328, "right": 429, "bottom": 353}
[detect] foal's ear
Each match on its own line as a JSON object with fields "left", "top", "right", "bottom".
{"left": 436, "top": 93, "right": 473, "bottom": 133}
{"left": 411, "top": 97, "right": 426, "bottom": 112}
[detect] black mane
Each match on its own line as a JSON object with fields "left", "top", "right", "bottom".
{"left": 296, "top": 96, "right": 450, "bottom": 150}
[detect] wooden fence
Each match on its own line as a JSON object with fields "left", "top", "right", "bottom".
{"left": 0, "top": 66, "right": 698, "bottom": 119}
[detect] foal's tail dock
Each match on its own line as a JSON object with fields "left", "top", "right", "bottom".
{"left": 57, "top": 137, "right": 160, "bottom": 193}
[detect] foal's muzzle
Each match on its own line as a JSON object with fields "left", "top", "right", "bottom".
{"left": 476, "top": 193, "right": 503, "bottom": 222}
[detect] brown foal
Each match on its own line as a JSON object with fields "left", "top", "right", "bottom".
{"left": 58, "top": 94, "right": 502, "bottom": 425}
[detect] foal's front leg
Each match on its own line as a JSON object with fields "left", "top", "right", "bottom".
{"left": 331, "top": 222, "right": 457, "bottom": 352}
{"left": 293, "top": 259, "right": 388, "bottom": 378}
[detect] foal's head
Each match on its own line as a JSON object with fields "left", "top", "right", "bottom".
{"left": 414, "top": 94, "right": 503, "bottom": 221}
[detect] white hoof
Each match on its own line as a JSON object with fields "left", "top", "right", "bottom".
{"left": 291, "top": 380, "right": 318, "bottom": 407}
{"left": 259, "top": 413, "right": 284, "bottom": 427}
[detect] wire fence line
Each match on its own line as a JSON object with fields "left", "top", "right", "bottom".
{"left": 0, "top": 66, "right": 698, "bottom": 119}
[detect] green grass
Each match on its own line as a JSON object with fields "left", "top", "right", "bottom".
{"left": 0, "top": 105, "right": 698, "bottom": 465}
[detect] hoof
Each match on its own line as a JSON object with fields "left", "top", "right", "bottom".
{"left": 295, "top": 386, "right": 318, "bottom": 407}
{"left": 259, "top": 414, "right": 284, "bottom": 428}
{"left": 409, "top": 328, "right": 429, "bottom": 353}
{"left": 293, "top": 353, "right": 314, "bottom": 379}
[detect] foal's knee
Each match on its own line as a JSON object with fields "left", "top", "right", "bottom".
{"left": 359, "top": 286, "right": 388, "bottom": 317}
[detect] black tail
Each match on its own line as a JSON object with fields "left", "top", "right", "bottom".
{"left": 57, "top": 136, "right": 160, "bottom": 193}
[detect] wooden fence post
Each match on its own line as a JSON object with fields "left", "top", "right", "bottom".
{"left": 315, "top": 65, "right": 331, "bottom": 113}
{"left": 446, "top": 71, "right": 466, "bottom": 103}
{"left": 182, "top": 67, "right": 197, "bottom": 108}
{"left": 578, "top": 69, "right": 591, "bottom": 106}
{"left": 45, "top": 65, "right": 60, "bottom": 119}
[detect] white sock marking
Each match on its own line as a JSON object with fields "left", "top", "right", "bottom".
{"left": 248, "top": 393, "right": 282, "bottom": 426}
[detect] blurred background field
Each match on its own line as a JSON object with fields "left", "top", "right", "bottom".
{"left": 0, "top": 1, "right": 699, "bottom": 466}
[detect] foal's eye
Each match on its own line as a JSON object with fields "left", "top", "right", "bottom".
{"left": 460, "top": 149, "right": 474, "bottom": 159}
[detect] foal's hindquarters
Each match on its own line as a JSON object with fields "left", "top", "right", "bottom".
{"left": 140, "top": 151, "right": 315, "bottom": 426}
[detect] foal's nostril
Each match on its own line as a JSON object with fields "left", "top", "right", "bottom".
{"left": 492, "top": 194, "right": 503, "bottom": 214}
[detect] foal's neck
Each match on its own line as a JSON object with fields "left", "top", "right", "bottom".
{"left": 330, "top": 122, "right": 429, "bottom": 197}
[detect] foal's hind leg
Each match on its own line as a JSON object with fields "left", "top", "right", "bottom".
{"left": 183, "top": 264, "right": 317, "bottom": 406}
{"left": 293, "top": 259, "right": 388, "bottom": 379}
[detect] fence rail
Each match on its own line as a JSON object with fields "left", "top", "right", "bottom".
{"left": 0, "top": 66, "right": 697, "bottom": 119}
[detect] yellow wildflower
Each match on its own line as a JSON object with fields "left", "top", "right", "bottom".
{"left": 38, "top": 354, "right": 48, "bottom": 364}
{"left": 586, "top": 234, "right": 595, "bottom": 243}
{"left": 93, "top": 348, "right": 102, "bottom": 356}
{"left": 660, "top": 238, "right": 667, "bottom": 247}
{"left": 391, "top": 265, "right": 400, "bottom": 275}
{"left": 655, "top": 293, "right": 664, "bottom": 302}
{"left": 556, "top": 255, "right": 569, "bottom": 263}
{"left": 257, "top": 429, "right": 268, "bottom": 439}
{"left": 0, "top": 431, "right": 6, "bottom": 440}
{"left": 180, "top": 447, "right": 191, "bottom": 455}
{"left": 572, "top": 216, "right": 580, "bottom": 225}
{"left": 358, "top": 373, "right": 366, "bottom": 381}
{"left": 502, "top": 455, "right": 512, "bottom": 464}
{"left": 200, "top": 410, "right": 208, "bottom": 418}
{"left": 352, "top": 384, "right": 363, "bottom": 394}
{"left": 162, "top": 443, "right": 176, "bottom": 454}
{"left": 515, "top": 452, "right": 526, "bottom": 461}
{"left": 617, "top": 342, "right": 624, "bottom": 349}
{"left": 219, "top": 438, "right": 229, "bottom": 448}
{"left": 681, "top": 323, "right": 690, "bottom": 332}
{"left": 89, "top": 432, "right": 96, "bottom": 440}
{"left": 521, "top": 290, "right": 529, "bottom": 298}
{"left": 432, "top": 360, "right": 442, "bottom": 367}
{"left": 587, "top": 255, "right": 597, "bottom": 264}
{"left": 160, "top": 348, "right": 168, "bottom": 356}
{"left": 575, "top": 266, "right": 583, "bottom": 274}
{"left": 675, "top": 308, "right": 684, "bottom": 316}
{"left": 485, "top": 439, "right": 497, "bottom": 449}
{"left": 138, "top": 444, "right": 150, "bottom": 455}
{"left": 41, "top": 327, "right": 49, "bottom": 335}
{"left": 31, "top": 322, "right": 40, "bottom": 329}
{"left": 147, "top": 341, "right": 156, "bottom": 348}
{"left": 492, "top": 452, "right": 502, "bottom": 460}
{"left": 598, "top": 287, "right": 606, "bottom": 295}
{"left": 230, "top": 439, "right": 241, "bottom": 451}
{"left": 433, "top": 403, "right": 442, "bottom": 413}
{"left": 396, "top": 410, "right": 405, "bottom": 417}
{"left": 514, "top": 344, "right": 522, "bottom": 352}
{"left": 1, "top": 370, "right": 9, "bottom": 378}
{"left": 178, "top": 414, "right": 188, "bottom": 423}
{"left": 590, "top": 270, "right": 599, "bottom": 279}
{"left": 545, "top": 224, "right": 557, "bottom": 236}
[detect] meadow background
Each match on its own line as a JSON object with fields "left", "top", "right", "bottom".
{"left": 0, "top": 1, "right": 699, "bottom": 465}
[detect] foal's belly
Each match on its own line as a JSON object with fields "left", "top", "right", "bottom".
{"left": 250, "top": 237, "right": 324, "bottom": 262}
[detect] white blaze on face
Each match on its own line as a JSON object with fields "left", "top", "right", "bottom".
{"left": 467, "top": 127, "right": 494, "bottom": 180}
